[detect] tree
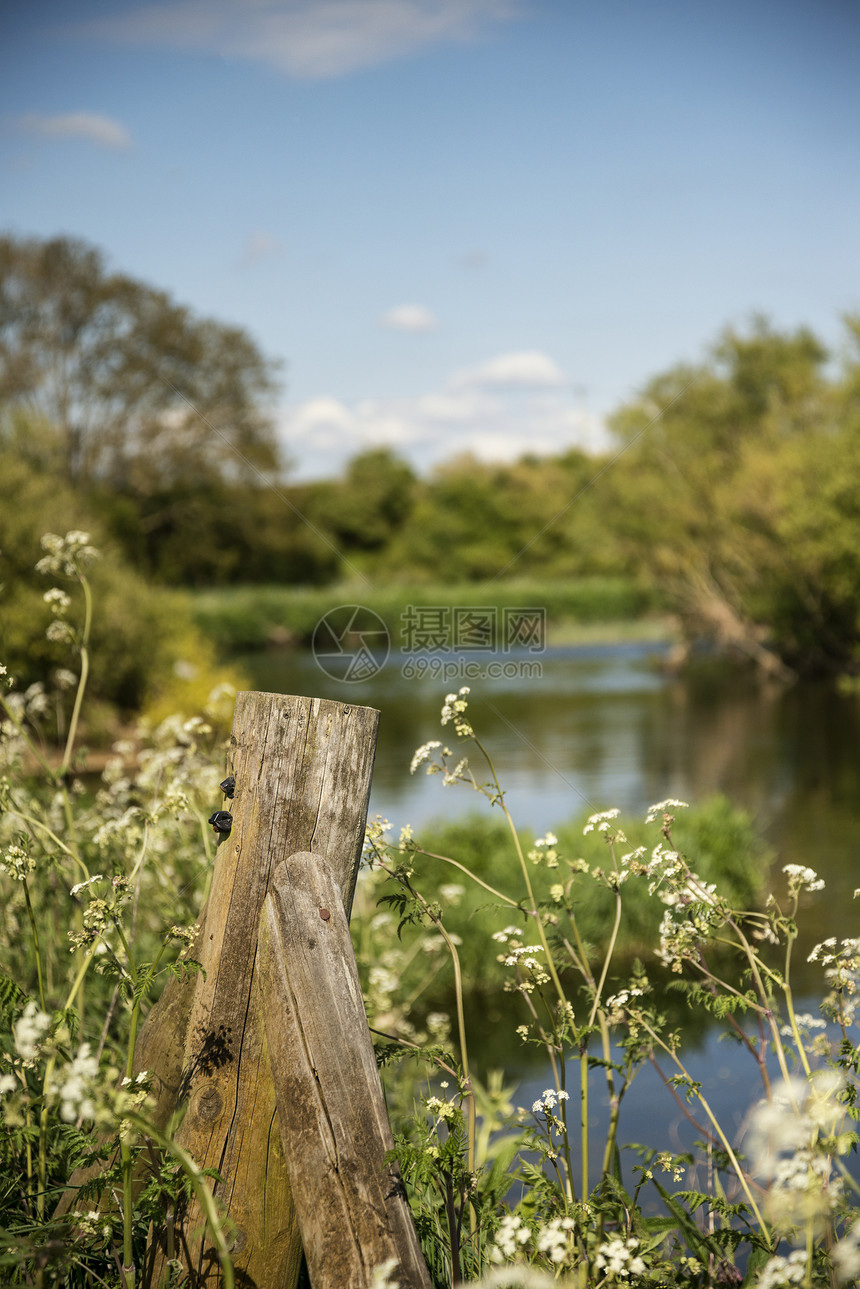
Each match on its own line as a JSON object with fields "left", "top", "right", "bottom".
{"left": 606, "top": 316, "right": 860, "bottom": 677}
{"left": 0, "top": 234, "right": 283, "bottom": 489}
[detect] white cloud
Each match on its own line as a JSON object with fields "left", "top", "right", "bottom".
{"left": 238, "top": 231, "right": 282, "bottom": 267}
{"left": 454, "top": 349, "right": 568, "bottom": 389}
{"left": 16, "top": 112, "right": 132, "bottom": 150}
{"left": 80, "top": 0, "right": 523, "bottom": 80}
{"left": 281, "top": 356, "right": 608, "bottom": 480}
{"left": 380, "top": 303, "right": 438, "bottom": 332}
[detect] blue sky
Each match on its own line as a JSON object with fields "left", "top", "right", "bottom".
{"left": 1, "top": 0, "right": 858, "bottom": 479}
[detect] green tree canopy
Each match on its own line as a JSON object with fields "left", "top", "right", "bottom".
{"left": 0, "top": 234, "right": 283, "bottom": 490}
{"left": 607, "top": 315, "right": 860, "bottom": 676}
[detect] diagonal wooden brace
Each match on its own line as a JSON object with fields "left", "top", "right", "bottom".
{"left": 259, "top": 852, "right": 432, "bottom": 1289}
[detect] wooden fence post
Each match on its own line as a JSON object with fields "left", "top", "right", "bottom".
{"left": 258, "top": 852, "right": 433, "bottom": 1289}
{"left": 135, "top": 692, "right": 380, "bottom": 1289}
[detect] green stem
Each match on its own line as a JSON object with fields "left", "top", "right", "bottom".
{"left": 783, "top": 910, "right": 813, "bottom": 1079}
{"left": 680, "top": 859, "right": 792, "bottom": 1088}
{"left": 37, "top": 947, "right": 96, "bottom": 1220}
{"left": 474, "top": 736, "right": 567, "bottom": 1007}
{"left": 598, "top": 1010, "right": 622, "bottom": 1181}
{"left": 61, "top": 577, "right": 92, "bottom": 775}
{"left": 588, "top": 887, "right": 622, "bottom": 1030}
{"left": 641, "top": 1018, "right": 772, "bottom": 1245}
{"left": 579, "top": 1043, "right": 589, "bottom": 1205}
{"left": 7, "top": 798, "right": 89, "bottom": 879}
{"left": 125, "top": 1114, "right": 236, "bottom": 1289}
{"left": 23, "top": 879, "right": 46, "bottom": 1011}
{"left": 0, "top": 696, "right": 55, "bottom": 778}
{"left": 416, "top": 848, "right": 519, "bottom": 907}
{"left": 120, "top": 995, "right": 145, "bottom": 1289}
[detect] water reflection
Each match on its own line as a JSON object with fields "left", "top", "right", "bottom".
{"left": 241, "top": 642, "right": 860, "bottom": 978}
{"left": 242, "top": 642, "right": 860, "bottom": 1168}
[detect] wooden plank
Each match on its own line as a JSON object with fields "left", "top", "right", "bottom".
{"left": 142, "top": 691, "right": 380, "bottom": 1289}
{"left": 259, "top": 852, "right": 432, "bottom": 1289}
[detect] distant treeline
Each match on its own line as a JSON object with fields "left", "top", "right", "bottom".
{"left": 3, "top": 233, "right": 860, "bottom": 695}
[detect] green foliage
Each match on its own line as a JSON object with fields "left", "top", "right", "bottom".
{"left": 190, "top": 575, "right": 655, "bottom": 653}
{"left": 0, "top": 233, "right": 282, "bottom": 489}
{"left": 0, "top": 535, "right": 236, "bottom": 1286}
{"left": 4, "top": 540, "right": 860, "bottom": 1286}
{"left": 3, "top": 238, "right": 860, "bottom": 681}
{"left": 360, "top": 691, "right": 860, "bottom": 1286}
{"left": 355, "top": 795, "right": 770, "bottom": 1022}
{"left": 607, "top": 313, "right": 860, "bottom": 677}
{"left": 0, "top": 449, "right": 245, "bottom": 723}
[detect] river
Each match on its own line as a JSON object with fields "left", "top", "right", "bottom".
{"left": 239, "top": 640, "right": 860, "bottom": 1181}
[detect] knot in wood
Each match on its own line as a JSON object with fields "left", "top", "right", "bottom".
{"left": 194, "top": 1083, "right": 223, "bottom": 1122}
{"left": 318, "top": 907, "right": 331, "bottom": 921}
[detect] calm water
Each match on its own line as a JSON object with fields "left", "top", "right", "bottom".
{"left": 241, "top": 642, "right": 860, "bottom": 1172}
{"left": 242, "top": 641, "right": 860, "bottom": 939}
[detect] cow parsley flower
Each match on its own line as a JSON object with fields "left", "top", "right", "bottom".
{"left": 645, "top": 798, "right": 689, "bottom": 823}
{"left": 440, "top": 687, "right": 473, "bottom": 737}
{"left": 410, "top": 741, "right": 441, "bottom": 774}
{"left": 594, "top": 1236, "right": 647, "bottom": 1279}
{"left": 783, "top": 864, "right": 825, "bottom": 895}
{"left": 13, "top": 1001, "right": 51, "bottom": 1061}
{"left": 756, "top": 1251, "right": 806, "bottom": 1288}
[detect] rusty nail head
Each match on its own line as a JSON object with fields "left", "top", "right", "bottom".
{"left": 319, "top": 908, "right": 331, "bottom": 921}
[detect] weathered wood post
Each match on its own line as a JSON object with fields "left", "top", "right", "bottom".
{"left": 259, "top": 853, "right": 433, "bottom": 1289}
{"left": 135, "top": 692, "right": 389, "bottom": 1288}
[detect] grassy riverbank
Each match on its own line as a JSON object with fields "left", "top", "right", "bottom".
{"left": 189, "top": 576, "right": 671, "bottom": 655}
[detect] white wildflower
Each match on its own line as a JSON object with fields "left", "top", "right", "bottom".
{"left": 834, "top": 1220, "right": 860, "bottom": 1282}
{"left": 440, "top": 687, "right": 473, "bottom": 737}
{"left": 783, "top": 864, "right": 825, "bottom": 895}
{"left": 594, "top": 1235, "right": 647, "bottom": 1279}
{"left": 13, "top": 1001, "right": 51, "bottom": 1060}
{"left": 756, "top": 1250, "right": 807, "bottom": 1288}
{"left": 369, "top": 1258, "right": 401, "bottom": 1289}
{"left": 645, "top": 798, "right": 689, "bottom": 823}
{"left": 410, "top": 741, "right": 441, "bottom": 774}
{"left": 1, "top": 844, "right": 36, "bottom": 881}
{"left": 51, "top": 1043, "right": 101, "bottom": 1122}
{"left": 490, "top": 1213, "right": 532, "bottom": 1261}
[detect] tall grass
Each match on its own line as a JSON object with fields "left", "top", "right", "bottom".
{"left": 189, "top": 577, "right": 661, "bottom": 654}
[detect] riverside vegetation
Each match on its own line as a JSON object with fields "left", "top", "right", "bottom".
{"left": 2, "top": 532, "right": 860, "bottom": 1288}
{"left": 4, "top": 235, "right": 860, "bottom": 687}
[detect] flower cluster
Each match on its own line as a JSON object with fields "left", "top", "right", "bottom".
{"left": 425, "top": 1095, "right": 459, "bottom": 1126}
{"left": 535, "top": 1215, "right": 576, "bottom": 1265}
{"left": 410, "top": 741, "right": 442, "bottom": 773}
{"left": 49, "top": 1043, "right": 101, "bottom": 1122}
{"left": 440, "top": 687, "right": 473, "bottom": 738}
{"left": 594, "top": 1235, "right": 647, "bottom": 1279}
{"left": 490, "top": 1213, "right": 533, "bottom": 1262}
{"left": 35, "top": 530, "right": 100, "bottom": 579}
{"left": 756, "top": 1250, "right": 807, "bottom": 1288}
{"left": 604, "top": 984, "right": 648, "bottom": 1026}
{"left": 809, "top": 938, "right": 860, "bottom": 1025}
{"left": 583, "top": 808, "right": 625, "bottom": 843}
{"left": 747, "top": 1071, "right": 850, "bottom": 1233}
{"left": 783, "top": 864, "right": 825, "bottom": 896}
{"left": 531, "top": 1087, "right": 569, "bottom": 1116}
{"left": 13, "top": 1000, "right": 51, "bottom": 1061}
{"left": 528, "top": 832, "right": 559, "bottom": 867}
{"left": 645, "top": 798, "right": 689, "bottom": 824}
{"left": 1, "top": 842, "right": 35, "bottom": 882}
{"left": 497, "top": 940, "right": 550, "bottom": 993}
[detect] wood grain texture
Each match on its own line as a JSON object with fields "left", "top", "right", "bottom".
{"left": 142, "top": 691, "right": 379, "bottom": 1288}
{"left": 259, "top": 854, "right": 432, "bottom": 1289}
